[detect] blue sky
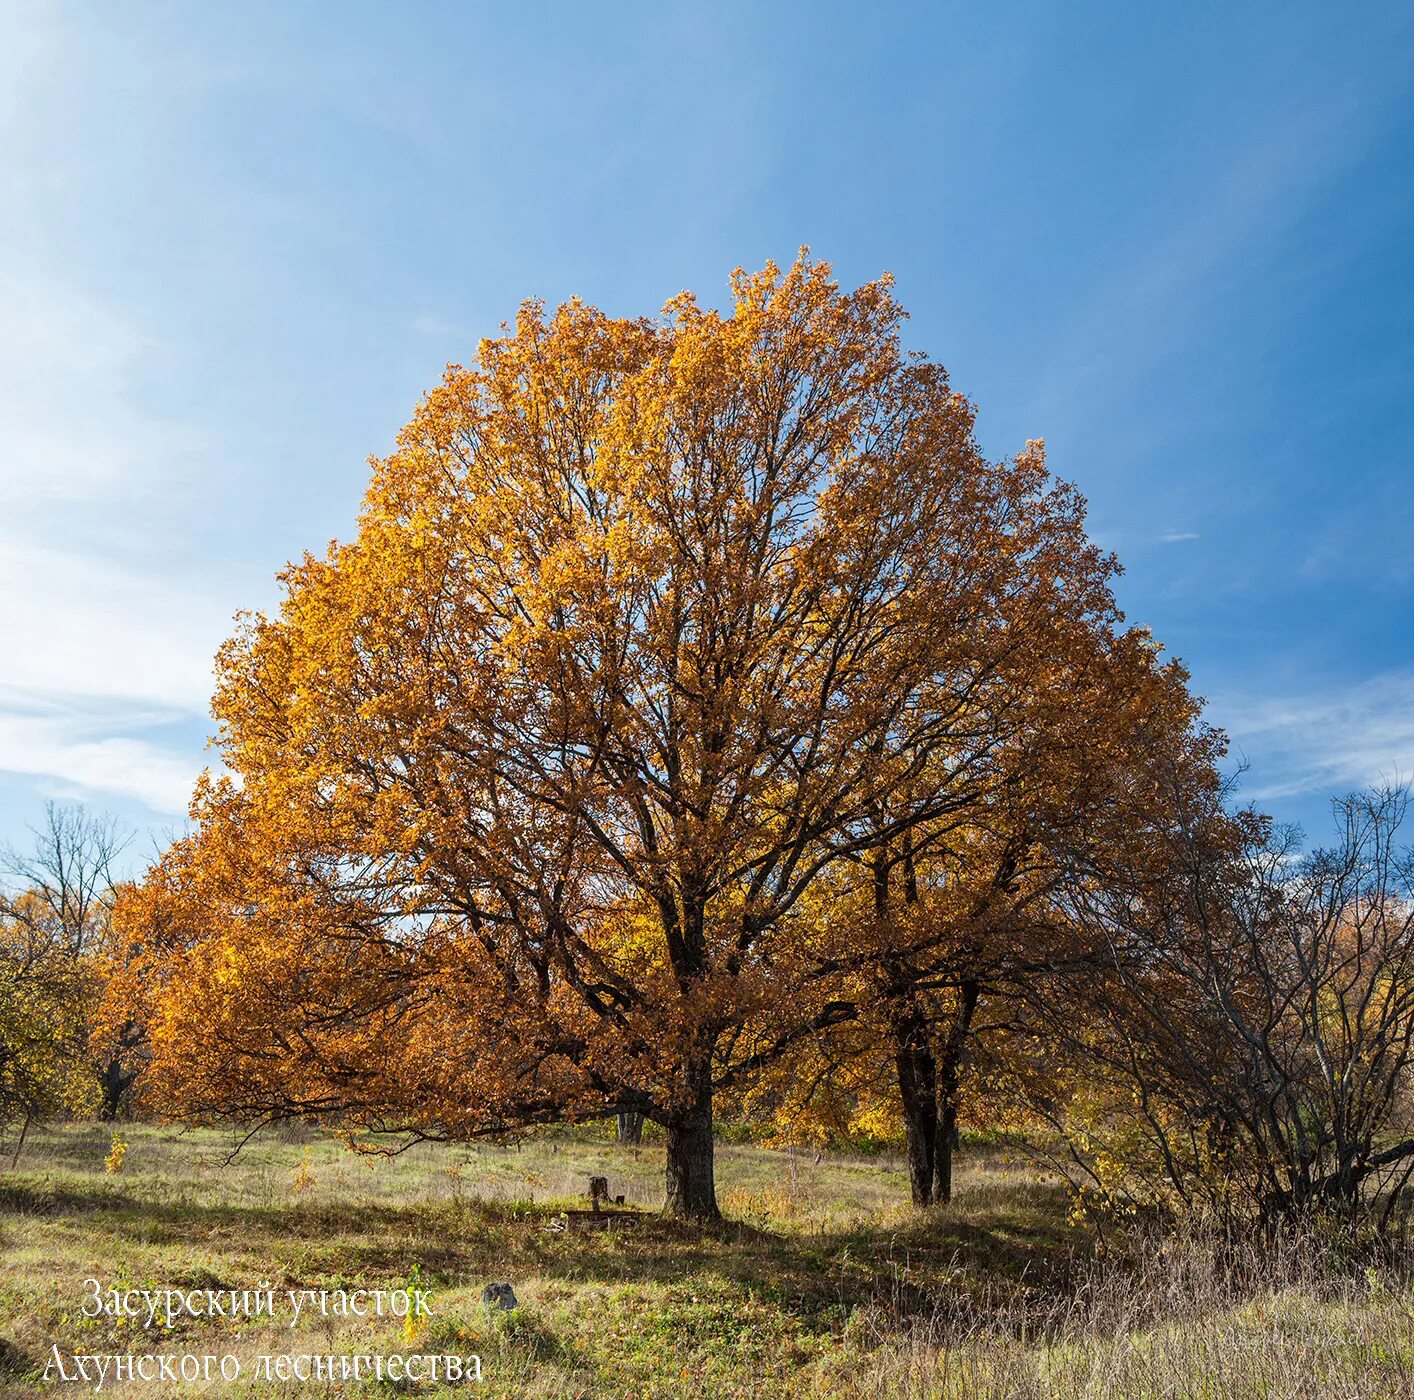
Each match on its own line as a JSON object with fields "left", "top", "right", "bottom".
{"left": 1, "top": 0, "right": 1411, "bottom": 865}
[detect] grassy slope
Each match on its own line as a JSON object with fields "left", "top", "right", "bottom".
{"left": 1, "top": 1123, "right": 1411, "bottom": 1397}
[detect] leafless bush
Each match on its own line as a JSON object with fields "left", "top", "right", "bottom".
{"left": 1036, "top": 784, "right": 1414, "bottom": 1230}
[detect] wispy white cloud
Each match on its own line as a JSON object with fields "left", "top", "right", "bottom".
{"left": 0, "top": 35, "right": 216, "bottom": 815}
{"left": 1219, "top": 672, "right": 1414, "bottom": 802}
{"left": 0, "top": 698, "right": 202, "bottom": 815}
{"left": 0, "top": 5, "right": 225, "bottom": 819}
{"left": 0, "top": 264, "right": 205, "bottom": 506}
{"left": 0, "top": 9, "right": 197, "bottom": 509}
{"left": 0, "top": 534, "right": 231, "bottom": 812}
{"left": 0, "top": 540, "right": 228, "bottom": 711}
{"left": 1160, "top": 530, "right": 1199, "bottom": 543}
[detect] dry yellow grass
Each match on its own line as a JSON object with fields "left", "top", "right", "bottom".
{"left": 1, "top": 1123, "right": 1410, "bottom": 1396}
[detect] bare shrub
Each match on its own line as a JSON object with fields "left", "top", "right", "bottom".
{"left": 1031, "top": 784, "right": 1414, "bottom": 1230}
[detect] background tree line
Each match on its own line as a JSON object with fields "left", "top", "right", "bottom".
{"left": 0, "top": 804, "right": 143, "bottom": 1153}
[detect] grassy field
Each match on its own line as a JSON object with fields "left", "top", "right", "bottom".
{"left": 1, "top": 1123, "right": 1412, "bottom": 1397}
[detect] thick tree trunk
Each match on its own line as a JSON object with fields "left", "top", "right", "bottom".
{"left": 664, "top": 1062, "right": 719, "bottom": 1219}
{"left": 616, "top": 1111, "right": 644, "bottom": 1145}
{"left": 660, "top": 884, "right": 720, "bottom": 1220}
{"left": 894, "top": 1009, "right": 938, "bottom": 1208}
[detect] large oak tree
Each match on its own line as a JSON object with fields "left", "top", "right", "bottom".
{"left": 118, "top": 254, "right": 1146, "bottom": 1218}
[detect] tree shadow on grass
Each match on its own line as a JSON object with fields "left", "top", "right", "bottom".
{"left": 0, "top": 1173, "right": 1089, "bottom": 1333}
{"left": 5, "top": 1123, "right": 114, "bottom": 1170}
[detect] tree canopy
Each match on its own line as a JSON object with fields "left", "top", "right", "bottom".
{"left": 114, "top": 253, "right": 1214, "bottom": 1218}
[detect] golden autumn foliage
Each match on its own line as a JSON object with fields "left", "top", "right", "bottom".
{"left": 112, "top": 252, "right": 1212, "bottom": 1218}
